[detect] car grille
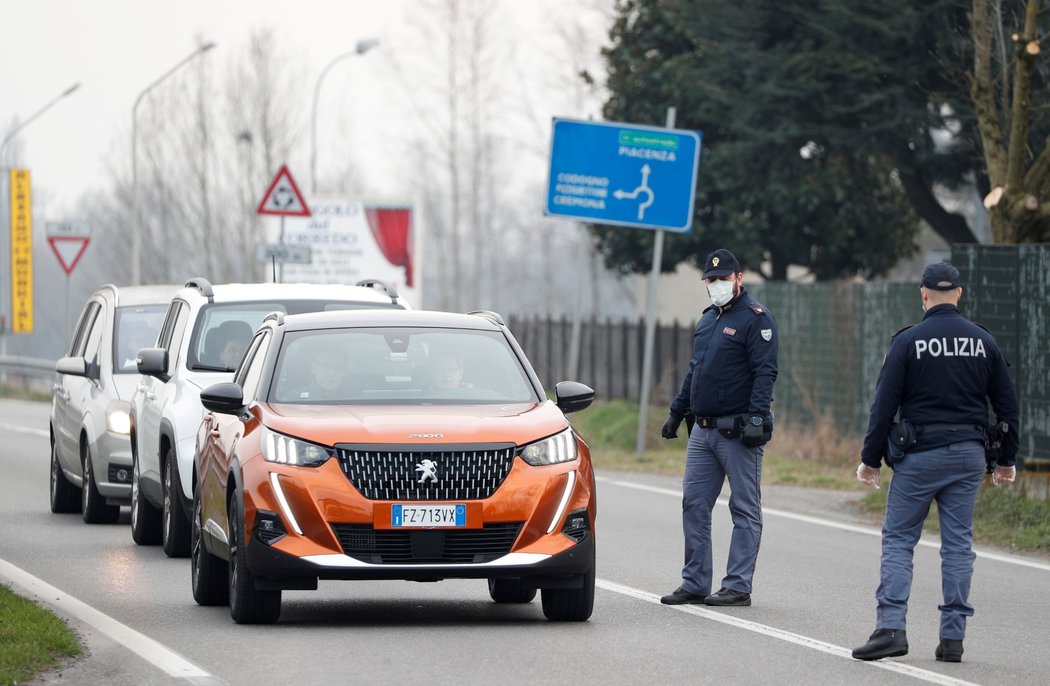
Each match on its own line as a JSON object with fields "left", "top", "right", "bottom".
{"left": 335, "top": 444, "right": 516, "bottom": 501}
{"left": 330, "top": 523, "right": 523, "bottom": 564}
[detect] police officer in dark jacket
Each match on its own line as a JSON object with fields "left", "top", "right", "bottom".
{"left": 852, "top": 262, "right": 1018, "bottom": 663}
{"left": 659, "top": 248, "right": 778, "bottom": 608}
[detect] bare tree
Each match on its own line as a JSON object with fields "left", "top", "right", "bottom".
{"left": 971, "top": 0, "right": 1049, "bottom": 242}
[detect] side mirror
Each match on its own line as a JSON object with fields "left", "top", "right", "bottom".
{"left": 200, "top": 382, "right": 245, "bottom": 416}
{"left": 136, "top": 347, "right": 168, "bottom": 379}
{"left": 555, "top": 381, "right": 595, "bottom": 414}
{"left": 55, "top": 356, "right": 88, "bottom": 378}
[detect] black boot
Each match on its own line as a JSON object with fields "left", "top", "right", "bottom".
{"left": 935, "top": 638, "right": 964, "bottom": 662}
{"left": 852, "top": 629, "right": 909, "bottom": 661}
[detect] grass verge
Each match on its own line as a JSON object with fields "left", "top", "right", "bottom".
{"left": 0, "top": 585, "right": 81, "bottom": 686}
{"left": 0, "top": 384, "right": 51, "bottom": 404}
{"left": 574, "top": 399, "right": 1050, "bottom": 554}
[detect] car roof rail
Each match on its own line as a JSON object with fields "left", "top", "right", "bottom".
{"left": 354, "top": 278, "right": 399, "bottom": 304}
{"left": 262, "top": 311, "right": 285, "bottom": 326}
{"left": 100, "top": 283, "right": 120, "bottom": 303}
{"left": 184, "top": 277, "right": 215, "bottom": 303}
{"left": 467, "top": 310, "right": 505, "bottom": 326}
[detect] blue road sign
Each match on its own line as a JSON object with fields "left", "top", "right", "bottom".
{"left": 545, "top": 118, "right": 701, "bottom": 233}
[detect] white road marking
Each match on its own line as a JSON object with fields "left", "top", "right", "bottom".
{"left": 0, "top": 422, "right": 49, "bottom": 438}
{"left": 0, "top": 557, "right": 214, "bottom": 681}
{"left": 596, "top": 578, "right": 982, "bottom": 686}
{"left": 597, "top": 476, "right": 1050, "bottom": 572}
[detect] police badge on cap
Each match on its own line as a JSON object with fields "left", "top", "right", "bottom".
{"left": 921, "top": 262, "right": 962, "bottom": 291}
{"left": 703, "top": 249, "right": 741, "bottom": 279}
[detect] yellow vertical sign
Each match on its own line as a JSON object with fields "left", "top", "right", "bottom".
{"left": 9, "top": 168, "right": 34, "bottom": 333}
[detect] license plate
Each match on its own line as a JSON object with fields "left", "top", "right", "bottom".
{"left": 392, "top": 504, "right": 466, "bottom": 527}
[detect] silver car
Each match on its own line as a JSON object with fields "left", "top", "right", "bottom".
{"left": 50, "top": 284, "right": 178, "bottom": 523}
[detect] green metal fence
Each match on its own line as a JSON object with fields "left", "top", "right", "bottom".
{"left": 510, "top": 250, "right": 1048, "bottom": 465}
{"left": 952, "top": 244, "right": 1050, "bottom": 464}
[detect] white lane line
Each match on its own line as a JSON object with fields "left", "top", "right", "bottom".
{"left": 0, "top": 557, "right": 214, "bottom": 681}
{"left": 596, "top": 578, "right": 981, "bottom": 686}
{"left": 0, "top": 422, "right": 49, "bottom": 438}
{"left": 597, "top": 476, "right": 1050, "bottom": 572}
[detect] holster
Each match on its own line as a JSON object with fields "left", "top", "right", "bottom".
{"left": 684, "top": 411, "right": 695, "bottom": 436}
{"left": 886, "top": 419, "right": 917, "bottom": 467}
{"left": 716, "top": 415, "right": 743, "bottom": 440}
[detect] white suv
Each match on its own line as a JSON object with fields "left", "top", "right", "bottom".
{"left": 130, "top": 277, "right": 408, "bottom": 556}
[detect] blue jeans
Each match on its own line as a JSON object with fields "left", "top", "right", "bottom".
{"left": 876, "top": 441, "right": 985, "bottom": 639}
{"left": 680, "top": 427, "right": 763, "bottom": 596}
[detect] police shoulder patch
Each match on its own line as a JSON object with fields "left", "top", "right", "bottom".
{"left": 891, "top": 324, "right": 915, "bottom": 339}
{"left": 760, "top": 328, "right": 772, "bottom": 342}
{"left": 749, "top": 303, "right": 767, "bottom": 316}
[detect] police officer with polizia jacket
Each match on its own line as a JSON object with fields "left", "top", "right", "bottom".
{"left": 659, "top": 248, "right": 779, "bottom": 608}
{"left": 852, "top": 262, "right": 1019, "bottom": 664}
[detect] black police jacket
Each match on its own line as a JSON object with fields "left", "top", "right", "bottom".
{"left": 861, "top": 304, "right": 1020, "bottom": 468}
{"left": 670, "top": 289, "right": 778, "bottom": 420}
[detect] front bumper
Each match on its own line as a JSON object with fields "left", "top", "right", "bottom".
{"left": 238, "top": 451, "right": 596, "bottom": 589}
{"left": 94, "top": 431, "right": 134, "bottom": 502}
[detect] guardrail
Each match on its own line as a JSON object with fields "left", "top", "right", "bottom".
{"left": 0, "top": 357, "right": 56, "bottom": 393}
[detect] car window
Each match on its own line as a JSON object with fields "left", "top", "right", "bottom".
{"left": 166, "top": 303, "right": 191, "bottom": 376}
{"left": 270, "top": 327, "right": 538, "bottom": 405}
{"left": 156, "top": 300, "right": 184, "bottom": 350}
{"left": 186, "top": 299, "right": 402, "bottom": 373}
{"left": 113, "top": 305, "right": 168, "bottom": 373}
{"left": 68, "top": 301, "right": 101, "bottom": 357}
{"left": 82, "top": 306, "right": 106, "bottom": 368}
{"left": 238, "top": 331, "right": 272, "bottom": 403}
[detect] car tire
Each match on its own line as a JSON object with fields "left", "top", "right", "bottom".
{"left": 191, "top": 484, "right": 229, "bottom": 606}
{"left": 228, "top": 491, "right": 281, "bottom": 624}
{"left": 540, "top": 563, "right": 595, "bottom": 622}
{"left": 50, "top": 441, "right": 80, "bottom": 514}
{"left": 81, "top": 443, "right": 119, "bottom": 524}
{"left": 162, "top": 449, "right": 191, "bottom": 558}
{"left": 130, "top": 454, "right": 162, "bottom": 545}
{"left": 488, "top": 578, "right": 537, "bottom": 603}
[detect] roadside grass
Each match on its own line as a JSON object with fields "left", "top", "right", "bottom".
{"left": 0, "top": 585, "right": 80, "bottom": 686}
{"left": 859, "top": 478, "right": 1050, "bottom": 554}
{"left": 571, "top": 399, "right": 860, "bottom": 490}
{"left": 0, "top": 384, "right": 51, "bottom": 404}
{"left": 575, "top": 399, "right": 1050, "bottom": 554}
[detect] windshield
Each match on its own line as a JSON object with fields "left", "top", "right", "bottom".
{"left": 113, "top": 305, "right": 167, "bottom": 373}
{"left": 187, "top": 300, "right": 400, "bottom": 372}
{"left": 269, "top": 327, "right": 539, "bottom": 405}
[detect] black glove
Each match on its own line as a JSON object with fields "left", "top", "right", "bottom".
{"left": 741, "top": 415, "right": 771, "bottom": 447}
{"left": 661, "top": 414, "right": 683, "bottom": 439}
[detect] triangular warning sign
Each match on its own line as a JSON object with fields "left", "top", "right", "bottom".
{"left": 47, "top": 236, "right": 91, "bottom": 276}
{"left": 257, "top": 164, "right": 311, "bottom": 217}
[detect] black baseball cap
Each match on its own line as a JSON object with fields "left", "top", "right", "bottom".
{"left": 921, "top": 262, "right": 962, "bottom": 290}
{"left": 703, "top": 249, "right": 741, "bottom": 279}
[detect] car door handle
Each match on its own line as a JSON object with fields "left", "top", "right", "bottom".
{"left": 145, "top": 390, "right": 156, "bottom": 400}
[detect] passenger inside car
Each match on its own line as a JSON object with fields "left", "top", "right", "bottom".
{"left": 425, "top": 348, "right": 474, "bottom": 392}
{"left": 205, "top": 321, "right": 253, "bottom": 370}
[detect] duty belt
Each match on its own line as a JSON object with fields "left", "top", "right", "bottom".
{"left": 695, "top": 416, "right": 723, "bottom": 429}
{"left": 920, "top": 423, "right": 982, "bottom": 433}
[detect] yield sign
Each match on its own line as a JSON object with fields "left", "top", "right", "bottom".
{"left": 257, "top": 164, "right": 311, "bottom": 217}
{"left": 48, "top": 236, "right": 91, "bottom": 276}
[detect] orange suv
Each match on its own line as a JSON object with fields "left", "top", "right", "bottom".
{"left": 192, "top": 309, "right": 596, "bottom": 624}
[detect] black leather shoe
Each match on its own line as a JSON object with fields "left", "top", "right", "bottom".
{"left": 660, "top": 587, "right": 707, "bottom": 605}
{"left": 703, "top": 587, "right": 751, "bottom": 606}
{"left": 852, "top": 629, "right": 909, "bottom": 661}
{"left": 935, "top": 638, "right": 963, "bottom": 662}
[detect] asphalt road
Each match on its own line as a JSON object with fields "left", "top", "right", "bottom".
{"left": 2, "top": 398, "right": 1047, "bottom": 686}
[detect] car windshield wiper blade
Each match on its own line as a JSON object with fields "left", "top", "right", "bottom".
{"left": 189, "top": 363, "right": 232, "bottom": 372}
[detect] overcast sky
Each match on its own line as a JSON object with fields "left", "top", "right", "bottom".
{"left": 1, "top": 0, "right": 610, "bottom": 215}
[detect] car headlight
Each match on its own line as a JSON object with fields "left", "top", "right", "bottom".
{"left": 519, "top": 428, "right": 578, "bottom": 466}
{"left": 261, "top": 426, "right": 333, "bottom": 467}
{"left": 106, "top": 401, "right": 132, "bottom": 435}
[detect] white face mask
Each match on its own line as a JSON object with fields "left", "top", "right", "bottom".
{"left": 707, "top": 279, "right": 735, "bottom": 307}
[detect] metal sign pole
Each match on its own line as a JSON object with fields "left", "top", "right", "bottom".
{"left": 635, "top": 107, "right": 677, "bottom": 455}
{"left": 278, "top": 216, "right": 285, "bottom": 284}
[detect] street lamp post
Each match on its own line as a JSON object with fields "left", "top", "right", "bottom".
{"left": 0, "top": 82, "right": 81, "bottom": 366}
{"left": 310, "top": 38, "right": 379, "bottom": 195}
{"left": 131, "top": 42, "right": 216, "bottom": 286}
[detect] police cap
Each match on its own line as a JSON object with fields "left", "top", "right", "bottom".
{"left": 921, "top": 262, "right": 962, "bottom": 291}
{"left": 702, "top": 249, "right": 741, "bottom": 279}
